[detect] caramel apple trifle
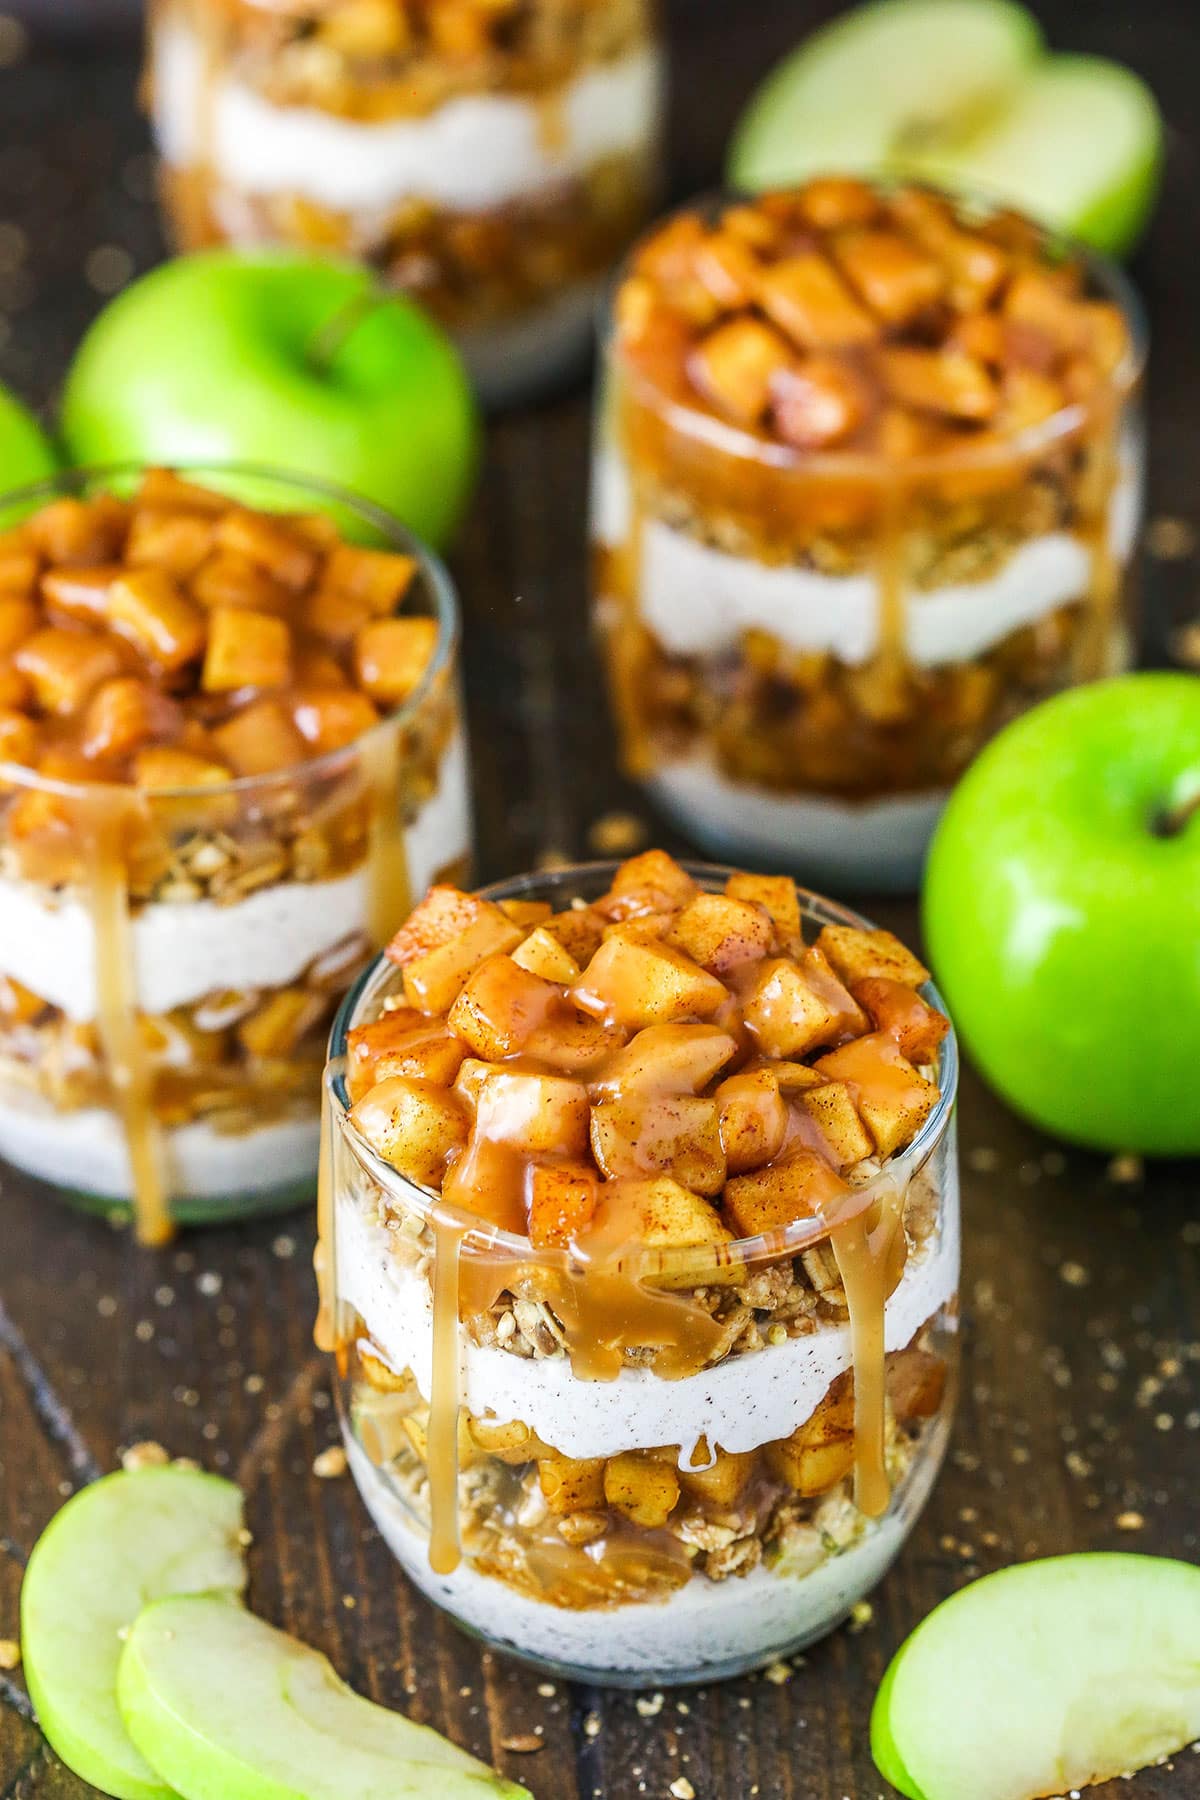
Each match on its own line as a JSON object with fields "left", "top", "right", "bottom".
{"left": 0, "top": 467, "right": 471, "bottom": 1241}
{"left": 148, "top": 0, "right": 664, "bottom": 403}
{"left": 592, "top": 180, "right": 1145, "bottom": 887}
{"left": 319, "top": 851, "right": 958, "bottom": 1682}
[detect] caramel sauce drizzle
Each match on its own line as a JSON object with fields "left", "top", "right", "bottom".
{"left": 313, "top": 1057, "right": 345, "bottom": 1356}
{"left": 1077, "top": 396, "right": 1122, "bottom": 683}
{"left": 427, "top": 1211, "right": 468, "bottom": 1574}
{"left": 86, "top": 798, "right": 172, "bottom": 1248}
{"left": 829, "top": 1180, "right": 906, "bottom": 1518}
{"left": 361, "top": 724, "right": 412, "bottom": 952}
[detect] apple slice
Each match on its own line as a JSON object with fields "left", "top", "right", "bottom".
{"left": 728, "top": 0, "right": 1161, "bottom": 256}
{"left": 871, "top": 1554, "right": 1200, "bottom": 1800}
{"left": 117, "top": 1592, "right": 532, "bottom": 1800}
{"left": 20, "top": 1466, "right": 246, "bottom": 1800}
{"left": 911, "top": 56, "right": 1162, "bottom": 258}
{"left": 729, "top": 0, "right": 1042, "bottom": 190}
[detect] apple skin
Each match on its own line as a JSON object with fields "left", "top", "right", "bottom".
{"left": 923, "top": 673, "right": 1200, "bottom": 1156}
{"left": 60, "top": 251, "right": 479, "bottom": 549}
{"left": 0, "top": 384, "right": 59, "bottom": 503}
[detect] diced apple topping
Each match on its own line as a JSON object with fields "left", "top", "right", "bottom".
{"left": 814, "top": 1032, "right": 939, "bottom": 1158}
{"left": 678, "top": 1445, "right": 755, "bottom": 1506}
{"left": 350, "top": 1075, "right": 467, "bottom": 1187}
{"left": 0, "top": 473, "right": 438, "bottom": 782}
{"left": 604, "top": 1452, "right": 680, "bottom": 1528}
{"left": 743, "top": 947, "right": 866, "bottom": 1058}
{"left": 816, "top": 924, "right": 930, "bottom": 989}
{"left": 618, "top": 182, "right": 1126, "bottom": 460}
{"left": 348, "top": 853, "right": 946, "bottom": 1262}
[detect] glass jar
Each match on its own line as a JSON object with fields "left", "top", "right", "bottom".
{"left": 320, "top": 862, "right": 959, "bottom": 1686}
{"left": 590, "top": 187, "right": 1147, "bottom": 890}
{"left": 0, "top": 465, "right": 471, "bottom": 1240}
{"left": 147, "top": 0, "right": 665, "bottom": 406}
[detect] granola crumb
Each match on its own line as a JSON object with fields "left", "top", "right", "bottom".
{"left": 1107, "top": 1153, "right": 1143, "bottom": 1184}
{"left": 583, "top": 1710, "right": 602, "bottom": 1738}
{"left": 500, "top": 1734, "right": 545, "bottom": 1754}
{"left": 762, "top": 1660, "right": 792, "bottom": 1685}
{"left": 313, "top": 1445, "right": 348, "bottom": 1479}
{"left": 1147, "top": 516, "right": 1196, "bottom": 561}
{"left": 669, "top": 1780, "right": 696, "bottom": 1799}
{"left": 1115, "top": 1510, "right": 1145, "bottom": 1532}
{"left": 588, "top": 811, "right": 648, "bottom": 856}
{"left": 536, "top": 847, "right": 574, "bottom": 872}
{"left": 0, "top": 1639, "right": 20, "bottom": 1671}
{"left": 172, "top": 1456, "right": 201, "bottom": 1472}
{"left": 537, "top": 1682, "right": 557, "bottom": 1698}
{"left": 848, "top": 1600, "right": 874, "bottom": 1632}
{"left": 121, "top": 1441, "right": 169, "bottom": 1471}
{"left": 237, "top": 1527, "right": 254, "bottom": 1547}
{"left": 636, "top": 1693, "right": 664, "bottom": 1718}
{"left": 272, "top": 1234, "right": 296, "bottom": 1259}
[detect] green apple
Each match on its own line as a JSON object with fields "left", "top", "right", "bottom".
{"left": 728, "top": 0, "right": 1162, "bottom": 257}
{"left": 0, "top": 382, "right": 58, "bottom": 501}
{"left": 922, "top": 674, "right": 1200, "bottom": 1156}
{"left": 20, "top": 1466, "right": 246, "bottom": 1800}
{"left": 60, "top": 250, "right": 479, "bottom": 548}
{"left": 871, "top": 1554, "right": 1200, "bottom": 1800}
{"left": 118, "top": 1592, "right": 531, "bottom": 1800}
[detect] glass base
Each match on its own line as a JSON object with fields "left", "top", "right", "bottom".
{"left": 45, "top": 1172, "right": 315, "bottom": 1230}
{"left": 457, "top": 279, "right": 600, "bottom": 410}
{"left": 340, "top": 1401, "right": 952, "bottom": 1689}
{"left": 645, "top": 759, "right": 947, "bottom": 895}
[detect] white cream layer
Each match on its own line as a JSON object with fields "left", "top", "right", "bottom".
{"left": 346, "top": 1430, "right": 917, "bottom": 1677}
{"left": 336, "top": 1167, "right": 959, "bottom": 1465}
{"left": 591, "top": 443, "right": 1142, "bottom": 669}
{"left": 154, "top": 23, "right": 663, "bottom": 214}
{"left": 0, "top": 727, "right": 471, "bottom": 1021}
{"left": 0, "top": 1095, "right": 318, "bottom": 1201}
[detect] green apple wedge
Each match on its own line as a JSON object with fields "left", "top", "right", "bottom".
{"left": 923, "top": 674, "right": 1200, "bottom": 1156}
{"left": 20, "top": 1467, "right": 246, "bottom": 1800}
{"left": 0, "top": 383, "right": 59, "bottom": 509}
{"left": 118, "top": 1592, "right": 532, "bottom": 1800}
{"left": 870, "top": 1554, "right": 1200, "bottom": 1800}
{"left": 728, "top": 0, "right": 1161, "bottom": 257}
{"left": 60, "top": 250, "right": 479, "bottom": 549}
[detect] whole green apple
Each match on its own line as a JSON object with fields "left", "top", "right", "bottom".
{"left": 0, "top": 383, "right": 59, "bottom": 507}
{"left": 60, "top": 251, "right": 479, "bottom": 548}
{"left": 923, "top": 673, "right": 1200, "bottom": 1155}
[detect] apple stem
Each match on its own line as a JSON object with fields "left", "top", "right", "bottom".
{"left": 1155, "top": 791, "right": 1200, "bottom": 838}
{"left": 308, "top": 291, "right": 389, "bottom": 374}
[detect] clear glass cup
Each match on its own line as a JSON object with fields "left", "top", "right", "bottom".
{"left": 590, "top": 189, "right": 1147, "bottom": 889}
{"left": 147, "top": 0, "right": 665, "bottom": 405}
{"left": 319, "top": 861, "right": 959, "bottom": 1686}
{"left": 0, "top": 465, "right": 471, "bottom": 1240}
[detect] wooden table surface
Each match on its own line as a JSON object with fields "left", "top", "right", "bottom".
{"left": 2, "top": 4, "right": 1199, "bottom": 1796}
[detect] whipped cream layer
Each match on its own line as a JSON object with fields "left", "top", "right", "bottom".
{"left": 0, "top": 728, "right": 470, "bottom": 1020}
{"left": 0, "top": 1094, "right": 318, "bottom": 1201}
{"left": 336, "top": 1167, "right": 959, "bottom": 1466}
{"left": 154, "top": 24, "right": 662, "bottom": 214}
{"left": 591, "top": 441, "right": 1142, "bottom": 669}
{"left": 346, "top": 1429, "right": 935, "bottom": 1678}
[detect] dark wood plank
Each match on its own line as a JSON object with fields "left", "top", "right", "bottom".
{"left": 2, "top": 3, "right": 1199, "bottom": 1797}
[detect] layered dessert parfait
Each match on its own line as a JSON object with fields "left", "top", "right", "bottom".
{"left": 148, "top": 0, "right": 664, "bottom": 402}
{"left": 319, "top": 850, "right": 958, "bottom": 1682}
{"left": 0, "top": 467, "right": 470, "bottom": 1242}
{"left": 591, "top": 179, "right": 1145, "bottom": 886}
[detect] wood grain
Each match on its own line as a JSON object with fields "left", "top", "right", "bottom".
{"left": 2, "top": 3, "right": 1199, "bottom": 1796}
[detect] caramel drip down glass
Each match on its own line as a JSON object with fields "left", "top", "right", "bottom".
{"left": 319, "top": 863, "right": 960, "bottom": 1685}
{"left": 0, "top": 464, "right": 470, "bottom": 1240}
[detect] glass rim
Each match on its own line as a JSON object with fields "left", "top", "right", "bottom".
{"left": 0, "top": 460, "right": 460, "bottom": 801}
{"left": 326, "top": 857, "right": 959, "bottom": 1265}
{"left": 604, "top": 179, "right": 1148, "bottom": 480}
